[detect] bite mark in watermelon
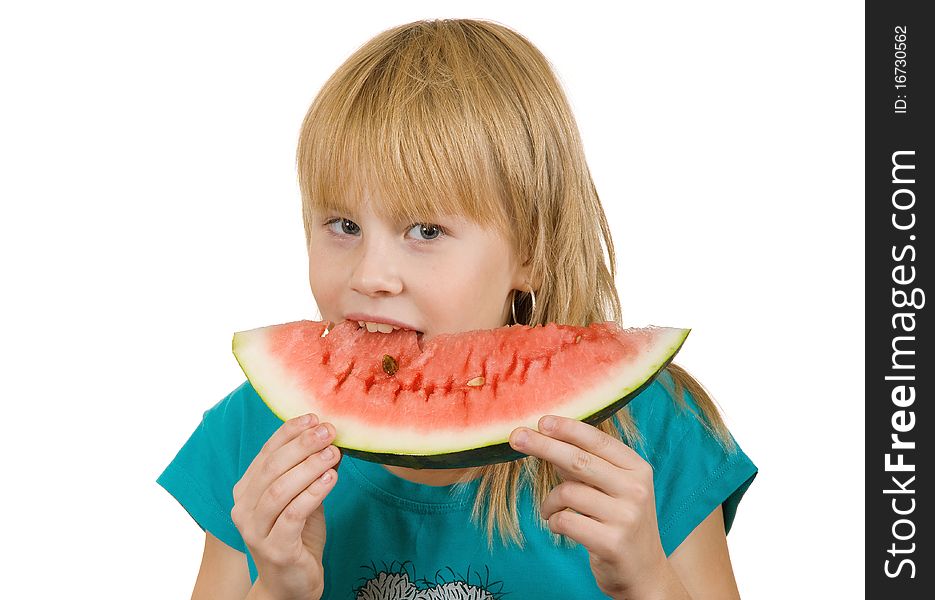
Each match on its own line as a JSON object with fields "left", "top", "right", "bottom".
{"left": 232, "top": 320, "right": 689, "bottom": 468}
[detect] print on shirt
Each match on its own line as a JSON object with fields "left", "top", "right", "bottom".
{"left": 353, "top": 560, "right": 507, "bottom": 600}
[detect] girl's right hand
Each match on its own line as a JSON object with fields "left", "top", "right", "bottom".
{"left": 230, "top": 413, "right": 341, "bottom": 600}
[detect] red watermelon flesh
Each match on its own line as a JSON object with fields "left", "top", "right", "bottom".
{"left": 232, "top": 319, "right": 689, "bottom": 468}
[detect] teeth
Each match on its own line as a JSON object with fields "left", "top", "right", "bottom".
{"left": 356, "top": 320, "right": 408, "bottom": 334}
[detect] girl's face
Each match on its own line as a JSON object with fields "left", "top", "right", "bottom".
{"left": 308, "top": 193, "right": 530, "bottom": 343}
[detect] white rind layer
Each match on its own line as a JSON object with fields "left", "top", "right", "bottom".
{"left": 232, "top": 326, "right": 314, "bottom": 423}
{"left": 234, "top": 325, "right": 689, "bottom": 458}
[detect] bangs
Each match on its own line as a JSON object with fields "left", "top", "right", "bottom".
{"left": 298, "top": 22, "right": 514, "bottom": 237}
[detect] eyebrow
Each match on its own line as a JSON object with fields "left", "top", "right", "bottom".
{"left": 314, "top": 194, "right": 469, "bottom": 229}
{"left": 313, "top": 199, "right": 359, "bottom": 216}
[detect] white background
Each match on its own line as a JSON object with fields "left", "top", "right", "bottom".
{"left": 0, "top": 1, "right": 863, "bottom": 598}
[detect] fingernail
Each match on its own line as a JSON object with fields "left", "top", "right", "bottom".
{"left": 315, "top": 424, "right": 330, "bottom": 440}
{"left": 513, "top": 430, "right": 528, "bottom": 447}
{"left": 540, "top": 416, "right": 556, "bottom": 432}
{"left": 321, "top": 446, "right": 334, "bottom": 460}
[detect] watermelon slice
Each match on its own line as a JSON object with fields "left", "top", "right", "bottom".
{"left": 232, "top": 320, "right": 689, "bottom": 468}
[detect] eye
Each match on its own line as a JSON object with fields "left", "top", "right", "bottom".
{"left": 407, "top": 222, "right": 445, "bottom": 242}
{"left": 324, "top": 218, "right": 360, "bottom": 236}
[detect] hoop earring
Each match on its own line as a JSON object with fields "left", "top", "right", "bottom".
{"left": 511, "top": 287, "right": 537, "bottom": 326}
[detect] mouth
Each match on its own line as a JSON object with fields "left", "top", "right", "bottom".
{"left": 357, "top": 319, "right": 423, "bottom": 335}
{"left": 342, "top": 316, "right": 424, "bottom": 339}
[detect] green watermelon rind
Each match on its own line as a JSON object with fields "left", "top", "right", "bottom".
{"left": 233, "top": 324, "right": 691, "bottom": 470}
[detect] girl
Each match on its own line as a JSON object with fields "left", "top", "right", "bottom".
{"left": 158, "top": 18, "right": 757, "bottom": 600}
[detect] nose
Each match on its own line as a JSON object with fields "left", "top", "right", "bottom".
{"left": 349, "top": 234, "right": 404, "bottom": 297}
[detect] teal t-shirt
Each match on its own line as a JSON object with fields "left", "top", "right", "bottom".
{"left": 157, "top": 371, "right": 757, "bottom": 598}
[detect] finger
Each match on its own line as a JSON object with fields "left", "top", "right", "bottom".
{"left": 235, "top": 414, "right": 319, "bottom": 501}
{"left": 510, "top": 426, "right": 619, "bottom": 494}
{"left": 540, "top": 480, "right": 617, "bottom": 524}
{"left": 239, "top": 422, "right": 334, "bottom": 527}
{"left": 536, "top": 416, "right": 645, "bottom": 471}
{"left": 546, "top": 508, "right": 617, "bottom": 559}
{"left": 267, "top": 466, "right": 339, "bottom": 550}
{"left": 254, "top": 443, "right": 342, "bottom": 539}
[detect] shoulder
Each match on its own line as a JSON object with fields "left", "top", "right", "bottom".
{"left": 617, "top": 369, "right": 717, "bottom": 465}
{"left": 156, "top": 380, "right": 281, "bottom": 555}
{"left": 201, "top": 380, "right": 283, "bottom": 468}
{"left": 203, "top": 379, "right": 273, "bottom": 427}
{"left": 160, "top": 379, "right": 282, "bottom": 499}
{"left": 615, "top": 369, "right": 758, "bottom": 555}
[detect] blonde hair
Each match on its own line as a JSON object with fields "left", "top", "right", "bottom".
{"left": 296, "top": 18, "right": 736, "bottom": 551}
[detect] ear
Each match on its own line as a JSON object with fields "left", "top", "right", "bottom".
{"left": 512, "top": 255, "right": 537, "bottom": 292}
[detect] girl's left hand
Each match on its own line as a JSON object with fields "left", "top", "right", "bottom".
{"left": 509, "top": 415, "right": 683, "bottom": 599}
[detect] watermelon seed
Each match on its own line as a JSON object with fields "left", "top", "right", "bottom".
{"left": 466, "top": 376, "right": 485, "bottom": 387}
{"left": 575, "top": 335, "right": 581, "bottom": 343}
{"left": 382, "top": 354, "right": 399, "bottom": 376}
